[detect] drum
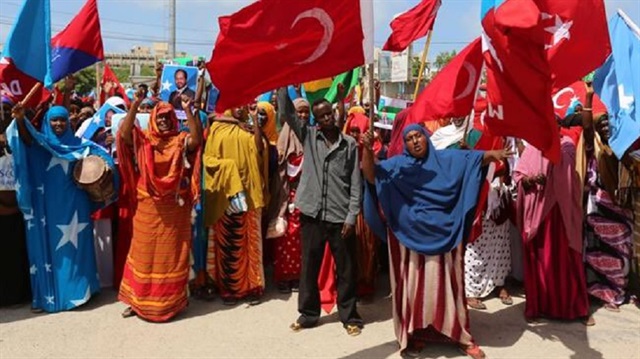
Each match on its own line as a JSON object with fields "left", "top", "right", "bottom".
{"left": 73, "top": 155, "right": 115, "bottom": 202}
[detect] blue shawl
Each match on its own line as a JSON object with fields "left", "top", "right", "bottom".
{"left": 363, "top": 124, "right": 484, "bottom": 255}
{"left": 7, "top": 106, "right": 118, "bottom": 312}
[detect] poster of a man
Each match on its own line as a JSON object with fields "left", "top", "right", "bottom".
{"left": 160, "top": 65, "right": 198, "bottom": 110}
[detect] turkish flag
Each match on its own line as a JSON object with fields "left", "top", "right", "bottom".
{"left": 100, "top": 63, "right": 130, "bottom": 106}
{"left": 408, "top": 37, "right": 483, "bottom": 124}
{"left": 537, "top": 0, "right": 611, "bottom": 91}
{"left": 382, "top": 0, "right": 441, "bottom": 52}
{"left": 208, "top": 0, "right": 373, "bottom": 112}
{"left": 553, "top": 80, "right": 608, "bottom": 118}
{"left": 482, "top": 0, "right": 561, "bottom": 163}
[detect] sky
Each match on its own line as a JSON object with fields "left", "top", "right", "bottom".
{"left": 1, "top": 0, "right": 639, "bottom": 61}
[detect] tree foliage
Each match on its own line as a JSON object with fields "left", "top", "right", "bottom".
{"left": 434, "top": 50, "right": 457, "bottom": 70}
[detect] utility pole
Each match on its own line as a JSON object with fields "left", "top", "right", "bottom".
{"left": 169, "top": 0, "right": 176, "bottom": 59}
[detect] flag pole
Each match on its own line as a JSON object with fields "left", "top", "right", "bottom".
{"left": 368, "top": 62, "right": 375, "bottom": 134}
{"left": 20, "top": 83, "right": 43, "bottom": 106}
{"left": 95, "top": 62, "right": 101, "bottom": 107}
{"left": 413, "top": 31, "right": 434, "bottom": 101}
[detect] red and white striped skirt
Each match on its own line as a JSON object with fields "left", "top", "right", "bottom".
{"left": 388, "top": 232, "right": 474, "bottom": 350}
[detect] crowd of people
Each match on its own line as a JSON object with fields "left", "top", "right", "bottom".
{"left": 1, "top": 65, "right": 639, "bottom": 359}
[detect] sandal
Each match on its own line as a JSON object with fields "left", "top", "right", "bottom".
{"left": 345, "top": 324, "right": 362, "bottom": 337}
{"left": 121, "top": 307, "right": 136, "bottom": 318}
{"left": 582, "top": 315, "right": 596, "bottom": 326}
{"left": 400, "top": 340, "right": 425, "bottom": 358}
{"left": 603, "top": 303, "right": 620, "bottom": 313}
{"left": 498, "top": 288, "right": 513, "bottom": 305}
{"left": 30, "top": 307, "right": 44, "bottom": 314}
{"left": 460, "top": 344, "right": 486, "bottom": 359}
{"left": 467, "top": 298, "right": 487, "bottom": 310}
{"left": 222, "top": 297, "right": 238, "bottom": 306}
{"left": 247, "top": 295, "right": 261, "bottom": 306}
{"left": 290, "top": 322, "right": 303, "bottom": 332}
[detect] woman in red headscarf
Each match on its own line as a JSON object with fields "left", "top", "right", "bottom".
{"left": 116, "top": 89, "right": 202, "bottom": 322}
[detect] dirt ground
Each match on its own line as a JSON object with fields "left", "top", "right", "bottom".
{"left": 1, "top": 279, "right": 639, "bottom": 359}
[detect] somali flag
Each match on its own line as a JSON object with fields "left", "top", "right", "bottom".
{"left": 2, "top": 0, "right": 53, "bottom": 89}
{"left": 594, "top": 10, "right": 640, "bottom": 159}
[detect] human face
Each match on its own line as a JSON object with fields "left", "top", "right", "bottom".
{"left": 574, "top": 104, "right": 583, "bottom": 114}
{"left": 257, "top": 108, "right": 268, "bottom": 127}
{"left": 452, "top": 117, "right": 465, "bottom": 128}
{"left": 232, "top": 106, "right": 247, "bottom": 121}
{"left": 296, "top": 105, "right": 310, "bottom": 124}
{"left": 139, "top": 103, "right": 152, "bottom": 113}
{"left": 156, "top": 113, "right": 173, "bottom": 133}
{"left": 105, "top": 110, "right": 114, "bottom": 127}
{"left": 363, "top": 102, "right": 371, "bottom": 114}
{"left": 1, "top": 104, "right": 12, "bottom": 124}
{"left": 404, "top": 130, "right": 428, "bottom": 159}
{"left": 595, "top": 115, "right": 611, "bottom": 142}
{"left": 175, "top": 71, "right": 187, "bottom": 89}
{"left": 313, "top": 102, "right": 335, "bottom": 131}
{"left": 50, "top": 116, "right": 68, "bottom": 137}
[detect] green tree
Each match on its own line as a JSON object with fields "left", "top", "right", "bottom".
{"left": 434, "top": 50, "right": 457, "bottom": 70}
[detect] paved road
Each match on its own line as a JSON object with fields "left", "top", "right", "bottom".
{"left": 1, "top": 283, "right": 639, "bottom": 359}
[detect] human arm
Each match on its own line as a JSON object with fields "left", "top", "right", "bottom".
{"left": 119, "top": 88, "right": 145, "bottom": 146}
{"left": 11, "top": 103, "right": 34, "bottom": 146}
{"left": 63, "top": 75, "right": 75, "bottom": 110}
{"left": 194, "top": 61, "right": 206, "bottom": 110}
{"left": 343, "top": 143, "right": 362, "bottom": 238}
{"left": 182, "top": 95, "right": 203, "bottom": 152}
{"left": 582, "top": 82, "right": 595, "bottom": 150}
{"left": 277, "top": 87, "right": 307, "bottom": 142}
{"left": 336, "top": 83, "right": 346, "bottom": 130}
{"left": 482, "top": 147, "right": 515, "bottom": 167}
{"left": 361, "top": 131, "right": 377, "bottom": 184}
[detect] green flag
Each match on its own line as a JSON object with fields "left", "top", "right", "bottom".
{"left": 325, "top": 68, "right": 361, "bottom": 103}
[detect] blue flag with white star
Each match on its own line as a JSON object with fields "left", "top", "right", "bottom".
{"left": 594, "top": 11, "right": 640, "bottom": 158}
{"left": 6, "top": 108, "right": 118, "bottom": 312}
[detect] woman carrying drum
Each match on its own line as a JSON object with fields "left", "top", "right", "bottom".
{"left": 7, "top": 103, "right": 118, "bottom": 313}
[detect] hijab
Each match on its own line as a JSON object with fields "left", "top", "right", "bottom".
{"left": 363, "top": 124, "right": 485, "bottom": 255}
{"left": 387, "top": 108, "right": 410, "bottom": 158}
{"left": 430, "top": 119, "right": 469, "bottom": 150}
{"left": 257, "top": 101, "right": 278, "bottom": 145}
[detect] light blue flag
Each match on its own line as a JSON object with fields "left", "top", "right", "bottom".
{"left": 3, "top": 0, "right": 53, "bottom": 88}
{"left": 594, "top": 11, "right": 640, "bottom": 159}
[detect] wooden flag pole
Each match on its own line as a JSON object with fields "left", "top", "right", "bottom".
{"left": 413, "top": 31, "right": 434, "bottom": 101}
{"left": 20, "top": 82, "right": 43, "bottom": 106}
{"left": 368, "top": 62, "right": 375, "bottom": 134}
{"left": 95, "top": 62, "right": 101, "bottom": 105}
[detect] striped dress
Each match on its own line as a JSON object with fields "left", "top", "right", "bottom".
{"left": 118, "top": 196, "right": 192, "bottom": 322}
{"left": 388, "top": 232, "right": 473, "bottom": 350}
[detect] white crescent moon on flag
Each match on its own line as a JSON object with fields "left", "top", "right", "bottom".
{"left": 552, "top": 87, "right": 575, "bottom": 109}
{"left": 453, "top": 62, "right": 477, "bottom": 101}
{"left": 291, "top": 8, "right": 334, "bottom": 65}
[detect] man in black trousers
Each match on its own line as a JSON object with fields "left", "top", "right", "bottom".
{"left": 277, "top": 88, "right": 363, "bottom": 336}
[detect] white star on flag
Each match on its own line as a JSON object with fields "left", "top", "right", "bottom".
{"left": 41, "top": 216, "right": 46, "bottom": 227}
{"left": 14, "top": 180, "right": 20, "bottom": 193}
{"left": 45, "top": 263, "right": 52, "bottom": 272}
{"left": 162, "top": 80, "right": 172, "bottom": 91}
{"left": 545, "top": 15, "right": 573, "bottom": 49}
{"left": 45, "top": 295, "right": 55, "bottom": 305}
{"left": 618, "top": 84, "right": 634, "bottom": 112}
{"left": 55, "top": 211, "right": 89, "bottom": 251}
{"left": 30, "top": 265, "right": 37, "bottom": 275}
{"left": 46, "top": 157, "right": 70, "bottom": 174}
{"left": 37, "top": 185, "right": 45, "bottom": 194}
{"left": 70, "top": 287, "right": 92, "bottom": 307}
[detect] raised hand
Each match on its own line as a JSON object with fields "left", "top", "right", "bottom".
{"left": 181, "top": 94, "right": 193, "bottom": 111}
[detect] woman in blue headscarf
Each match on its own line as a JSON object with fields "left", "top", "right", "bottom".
{"left": 361, "top": 123, "right": 512, "bottom": 359}
{"left": 6, "top": 103, "right": 118, "bottom": 313}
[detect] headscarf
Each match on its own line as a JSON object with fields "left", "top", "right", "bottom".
{"left": 387, "top": 108, "right": 410, "bottom": 158}
{"left": 293, "top": 98, "right": 310, "bottom": 110}
{"left": 363, "top": 124, "right": 485, "bottom": 255}
{"left": 257, "top": 101, "right": 278, "bottom": 145}
{"left": 513, "top": 136, "right": 583, "bottom": 253}
{"left": 42, "top": 106, "right": 77, "bottom": 145}
{"left": 430, "top": 119, "right": 469, "bottom": 150}
{"left": 140, "top": 97, "right": 157, "bottom": 108}
{"left": 344, "top": 112, "right": 382, "bottom": 155}
{"left": 348, "top": 106, "right": 365, "bottom": 116}
{"left": 117, "top": 101, "right": 199, "bottom": 202}
{"left": 105, "top": 96, "right": 127, "bottom": 110}
{"left": 565, "top": 99, "right": 583, "bottom": 116}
